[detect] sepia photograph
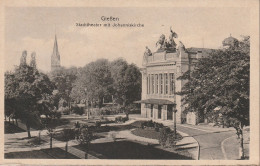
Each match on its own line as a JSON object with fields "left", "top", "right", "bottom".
{"left": 1, "top": 0, "right": 259, "bottom": 165}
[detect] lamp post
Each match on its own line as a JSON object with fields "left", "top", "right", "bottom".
{"left": 84, "top": 88, "right": 89, "bottom": 120}
{"left": 173, "top": 105, "right": 177, "bottom": 139}
{"left": 173, "top": 80, "right": 177, "bottom": 139}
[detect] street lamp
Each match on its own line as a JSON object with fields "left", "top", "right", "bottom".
{"left": 173, "top": 81, "right": 177, "bottom": 139}
{"left": 173, "top": 104, "right": 177, "bottom": 139}
{"left": 84, "top": 88, "right": 89, "bottom": 120}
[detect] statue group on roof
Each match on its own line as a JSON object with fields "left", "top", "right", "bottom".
{"left": 156, "top": 27, "right": 178, "bottom": 52}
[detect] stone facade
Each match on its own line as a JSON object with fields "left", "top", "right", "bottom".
{"left": 140, "top": 39, "right": 211, "bottom": 124}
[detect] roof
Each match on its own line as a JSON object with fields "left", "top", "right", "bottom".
{"left": 52, "top": 34, "right": 60, "bottom": 60}
{"left": 222, "top": 36, "right": 239, "bottom": 47}
{"left": 133, "top": 98, "right": 176, "bottom": 105}
{"left": 186, "top": 47, "right": 214, "bottom": 54}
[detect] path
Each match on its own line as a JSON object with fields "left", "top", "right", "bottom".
{"left": 5, "top": 120, "right": 98, "bottom": 159}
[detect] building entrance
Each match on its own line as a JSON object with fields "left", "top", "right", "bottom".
{"left": 158, "top": 105, "right": 162, "bottom": 119}
{"left": 167, "top": 105, "right": 173, "bottom": 120}
{"left": 151, "top": 104, "right": 153, "bottom": 118}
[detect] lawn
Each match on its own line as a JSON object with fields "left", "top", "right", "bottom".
{"left": 74, "top": 140, "right": 192, "bottom": 159}
{"left": 5, "top": 148, "right": 80, "bottom": 159}
{"left": 131, "top": 128, "right": 160, "bottom": 139}
{"left": 131, "top": 128, "right": 183, "bottom": 141}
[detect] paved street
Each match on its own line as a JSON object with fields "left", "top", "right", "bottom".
{"left": 176, "top": 124, "right": 236, "bottom": 160}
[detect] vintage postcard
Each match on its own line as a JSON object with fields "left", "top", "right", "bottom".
{"left": 0, "top": 0, "right": 259, "bottom": 165}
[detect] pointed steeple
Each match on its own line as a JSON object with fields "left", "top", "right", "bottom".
{"left": 51, "top": 34, "right": 61, "bottom": 71}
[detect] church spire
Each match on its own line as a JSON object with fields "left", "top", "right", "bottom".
{"left": 51, "top": 34, "right": 61, "bottom": 71}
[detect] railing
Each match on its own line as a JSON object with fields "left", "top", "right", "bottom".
{"left": 147, "top": 52, "right": 178, "bottom": 63}
{"left": 147, "top": 94, "right": 175, "bottom": 99}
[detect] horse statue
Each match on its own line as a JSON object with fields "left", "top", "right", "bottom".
{"left": 156, "top": 34, "right": 166, "bottom": 49}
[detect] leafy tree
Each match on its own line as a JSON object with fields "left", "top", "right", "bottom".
{"left": 5, "top": 65, "right": 54, "bottom": 138}
{"left": 71, "top": 59, "right": 113, "bottom": 108}
{"left": 70, "top": 58, "right": 141, "bottom": 118}
{"left": 177, "top": 36, "right": 250, "bottom": 159}
{"left": 61, "top": 128, "right": 75, "bottom": 158}
{"left": 49, "top": 66, "right": 78, "bottom": 109}
{"left": 110, "top": 59, "right": 129, "bottom": 106}
{"left": 110, "top": 59, "right": 141, "bottom": 107}
{"left": 76, "top": 127, "right": 93, "bottom": 158}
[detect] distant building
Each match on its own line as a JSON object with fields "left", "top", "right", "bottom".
{"left": 51, "top": 34, "right": 61, "bottom": 71}
{"left": 137, "top": 29, "right": 214, "bottom": 125}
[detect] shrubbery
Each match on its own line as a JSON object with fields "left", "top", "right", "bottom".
{"left": 139, "top": 120, "right": 178, "bottom": 147}
{"left": 141, "top": 120, "right": 164, "bottom": 131}
{"left": 95, "top": 121, "right": 102, "bottom": 128}
{"left": 77, "top": 128, "right": 93, "bottom": 149}
{"left": 159, "top": 127, "right": 171, "bottom": 147}
{"left": 115, "top": 116, "right": 129, "bottom": 123}
{"left": 159, "top": 127, "right": 177, "bottom": 147}
{"left": 49, "top": 110, "right": 62, "bottom": 119}
{"left": 125, "top": 104, "right": 141, "bottom": 114}
{"left": 72, "top": 105, "right": 84, "bottom": 115}
{"left": 58, "top": 106, "right": 70, "bottom": 115}
{"left": 100, "top": 105, "right": 124, "bottom": 115}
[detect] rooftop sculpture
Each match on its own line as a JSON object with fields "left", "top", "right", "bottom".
{"left": 156, "top": 27, "right": 178, "bottom": 52}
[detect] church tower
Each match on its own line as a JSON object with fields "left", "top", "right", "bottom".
{"left": 51, "top": 34, "right": 61, "bottom": 71}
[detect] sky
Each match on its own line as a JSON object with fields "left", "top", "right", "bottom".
{"left": 5, "top": 7, "right": 250, "bottom": 72}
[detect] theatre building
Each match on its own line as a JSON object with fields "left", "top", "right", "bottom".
{"left": 136, "top": 30, "right": 212, "bottom": 124}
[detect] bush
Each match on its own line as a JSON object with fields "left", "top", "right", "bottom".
{"left": 125, "top": 104, "right": 141, "bottom": 114}
{"left": 74, "top": 121, "right": 81, "bottom": 128}
{"left": 147, "top": 120, "right": 154, "bottom": 127}
{"left": 95, "top": 121, "right": 101, "bottom": 128}
{"left": 115, "top": 116, "right": 123, "bottom": 123}
{"left": 159, "top": 127, "right": 171, "bottom": 147}
{"left": 62, "top": 128, "right": 75, "bottom": 142}
{"left": 50, "top": 110, "right": 62, "bottom": 119}
{"left": 56, "top": 112, "right": 62, "bottom": 119}
{"left": 122, "top": 116, "right": 129, "bottom": 122}
{"left": 100, "top": 105, "right": 122, "bottom": 115}
{"left": 141, "top": 120, "right": 164, "bottom": 130}
{"left": 115, "top": 116, "right": 129, "bottom": 123}
{"left": 167, "top": 133, "right": 177, "bottom": 147}
{"left": 77, "top": 128, "right": 93, "bottom": 148}
{"left": 141, "top": 122, "right": 145, "bottom": 129}
{"left": 72, "top": 105, "right": 84, "bottom": 115}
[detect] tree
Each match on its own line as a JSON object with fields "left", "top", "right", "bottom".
{"left": 71, "top": 59, "right": 113, "bottom": 108}
{"left": 5, "top": 65, "right": 54, "bottom": 138}
{"left": 76, "top": 127, "right": 93, "bottom": 159}
{"left": 110, "top": 59, "right": 141, "bottom": 107}
{"left": 49, "top": 66, "right": 78, "bottom": 109}
{"left": 177, "top": 36, "right": 249, "bottom": 159}
{"left": 62, "top": 128, "right": 75, "bottom": 158}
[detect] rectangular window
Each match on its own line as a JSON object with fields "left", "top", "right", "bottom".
{"left": 160, "top": 74, "right": 163, "bottom": 94}
{"left": 158, "top": 105, "right": 162, "bottom": 119}
{"left": 151, "top": 74, "right": 154, "bottom": 94}
{"left": 147, "top": 76, "right": 149, "bottom": 94}
{"left": 155, "top": 74, "right": 158, "bottom": 94}
{"left": 151, "top": 104, "right": 153, "bottom": 117}
{"left": 150, "top": 74, "right": 152, "bottom": 94}
{"left": 165, "top": 73, "right": 168, "bottom": 94}
{"left": 170, "top": 73, "right": 175, "bottom": 95}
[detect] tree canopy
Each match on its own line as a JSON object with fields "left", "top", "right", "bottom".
{"left": 5, "top": 65, "right": 55, "bottom": 137}
{"left": 177, "top": 36, "right": 250, "bottom": 158}
{"left": 178, "top": 36, "right": 249, "bottom": 126}
{"left": 70, "top": 58, "right": 141, "bottom": 108}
